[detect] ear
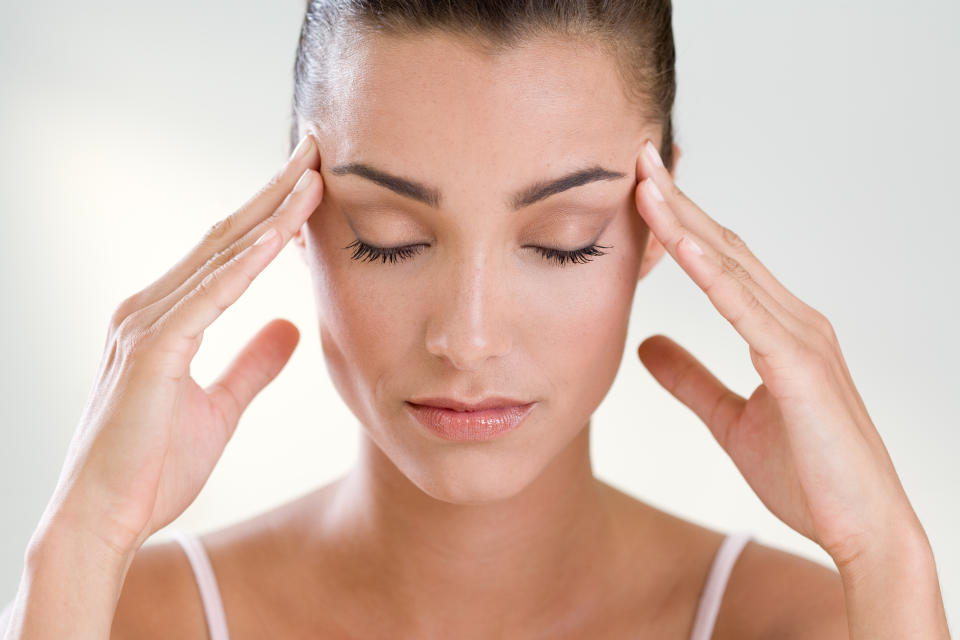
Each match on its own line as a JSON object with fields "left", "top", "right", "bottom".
{"left": 292, "top": 222, "right": 308, "bottom": 259}
{"left": 637, "top": 230, "right": 666, "bottom": 282}
{"left": 636, "top": 142, "right": 682, "bottom": 283}
{"left": 668, "top": 142, "right": 682, "bottom": 178}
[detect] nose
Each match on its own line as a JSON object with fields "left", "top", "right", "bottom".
{"left": 424, "top": 252, "right": 512, "bottom": 371}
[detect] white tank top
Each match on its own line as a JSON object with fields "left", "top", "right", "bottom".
{"left": 169, "top": 528, "right": 752, "bottom": 640}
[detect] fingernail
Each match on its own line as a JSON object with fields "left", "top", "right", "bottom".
{"left": 254, "top": 227, "right": 278, "bottom": 246}
{"left": 293, "top": 169, "right": 314, "bottom": 192}
{"left": 645, "top": 140, "right": 664, "bottom": 169}
{"left": 289, "top": 134, "right": 313, "bottom": 162}
{"left": 681, "top": 236, "right": 704, "bottom": 256}
{"left": 645, "top": 178, "right": 664, "bottom": 202}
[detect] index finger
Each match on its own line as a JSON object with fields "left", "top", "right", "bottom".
{"left": 636, "top": 140, "right": 811, "bottom": 319}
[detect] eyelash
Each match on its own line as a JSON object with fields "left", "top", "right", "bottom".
{"left": 342, "top": 239, "right": 612, "bottom": 267}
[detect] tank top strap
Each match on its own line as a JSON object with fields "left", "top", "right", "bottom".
{"left": 169, "top": 528, "right": 231, "bottom": 640}
{"left": 688, "top": 530, "right": 753, "bottom": 640}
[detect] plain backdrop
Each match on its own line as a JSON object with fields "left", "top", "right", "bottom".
{"left": 1, "top": 0, "right": 957, "bottom": 628}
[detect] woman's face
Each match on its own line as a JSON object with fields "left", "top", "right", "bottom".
{"left": 294, "top": 31, "right": 668, "bottom": 504}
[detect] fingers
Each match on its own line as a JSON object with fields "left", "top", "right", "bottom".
{"left": 139, "top": 163, "right": 323, "bottom": 328}
{"left": 205, "top": 318, "right": 300, "bottom": 430}
{"left": 636, "top": 140, "right": 814, "bottom": 322}
{"left": 637, "top": 334, "right": 745, "bottom": 447}
{"left": 635, "top": 166, "right": 800, "bottom": 360}
{"left": 141, "top": 219, "right": 293, "bottom": 376}
{"left": 124, "top": 134, "right": 320, "bottom": 316}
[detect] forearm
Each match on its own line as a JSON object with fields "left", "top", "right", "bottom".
{"left": 838, "top": 523, "right": 950, "bottom": 639}
{"left": 3, "top": 518, "right": 136, "bottom": 640}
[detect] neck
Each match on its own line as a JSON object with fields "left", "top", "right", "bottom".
{"left": 324, "top": 421, "right": 620, "bottom": 635}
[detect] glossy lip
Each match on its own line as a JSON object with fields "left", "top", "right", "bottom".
{"left": 405, "top": 400, "right": 537, "bottom": 442}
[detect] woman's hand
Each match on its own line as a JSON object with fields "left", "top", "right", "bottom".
{"left": 37, "top": 134, "right": 323, "bottom": 558}
{"left": 632, "top": 140, "right": 925, "bottom": 571}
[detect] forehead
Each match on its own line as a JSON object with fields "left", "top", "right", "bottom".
{"left": 318, "top": 31, "right": 649, "bottom": 189}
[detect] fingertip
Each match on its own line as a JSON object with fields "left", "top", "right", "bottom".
{"left": 636, "top": 337, "right": 654, "bottom": 362}
{"left": 636, "top": 138, "right": 660, "bottom": 178}
{"left": 637, "top": 334, "right": 671, "bottom": 359}
{"left": 260, "top": 319, "right": 301, "bottom": 362}
{"left": 645, "top": 139, "right": 665, "bottom": 170}
{"left": 305, "top": 133, "right": 321, "bottom": 167}
{"left": 292, "top": 168, "right": 315, "bottom": 193}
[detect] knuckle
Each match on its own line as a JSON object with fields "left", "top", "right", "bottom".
{"left": 814, "top": 310, "right": 837, "bottom": 341}
{"left": 720, "top": 225, "right": 748, "bottom": 253}
{"left": 109, "top": 294, "right": 142, "bottom": 329}
{"left": 720, "top": 253, "right": 752, "bottom": 284}
{"left": 211, "top": 243, "right": 241, "bottom": 268}
{"left": 115, "top": 312, "right": 154, "bottom": 357}
{"left": 799, "top": 305, "right": 837, "bottom": 343}
{"left": 195, "top": 242, "right": 242, "bottom": 282}
{"left": 792, "top": 342, "right": 831, "bottom": 375}
{"left": 199, "top": 267, "right": 221, "bottom": 293}
{"left": 203, "top": 215, "right": 235, "bottom": 244}
{"left": 114, "top": 308, "right": 145, "bottom": 339}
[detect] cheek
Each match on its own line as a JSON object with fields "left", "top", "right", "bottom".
{"left": 520, "top": 215, "right": 642, "bottom": 394}
{"left": 301, "top": 215, "right": 408, "bottom": 420}
{"left": 525, "top": 256, "right": 637, "bottom": 420}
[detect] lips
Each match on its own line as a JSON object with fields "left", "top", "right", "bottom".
{"left": 407, "top": 396, "right": 531, "bottom": 412}
{"left": 406, "top": 400, "right": 536, "bottom": 441}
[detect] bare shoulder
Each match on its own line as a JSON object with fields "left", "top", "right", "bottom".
{"left": 713, "top": 537, "right": 849, "bottom": 640}
{"left": 110, "top": 537, "right": 207, "bottom": 640}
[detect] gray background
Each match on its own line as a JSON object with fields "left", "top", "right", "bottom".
{"left": 1, "top": 0, "right": 957, "bottom": 628}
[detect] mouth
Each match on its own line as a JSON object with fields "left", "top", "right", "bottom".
{"left": 405, "top": 400, "right": 537, "bottom": 442}
{"left": 406, "top": 396, "right": 532, "bottom": 412}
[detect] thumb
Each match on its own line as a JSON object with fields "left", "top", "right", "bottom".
{"left": 637, "top": 334, "right": 744, "bottom": 446}
{"left": 205, "top": 318, "right": 300, "bottom": 428}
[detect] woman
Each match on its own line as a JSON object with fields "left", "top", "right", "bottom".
{"left": 1, "top": 1, "right": 950, "bottom": 638}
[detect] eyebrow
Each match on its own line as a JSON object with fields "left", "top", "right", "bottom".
{"left": 328, "top": 161, "right": 629, "bottom": 211}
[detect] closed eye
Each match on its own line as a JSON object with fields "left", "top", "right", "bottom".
{"left": 342, "top": 239, "right": 612, "bottom": 267}
{"left": 531, "top": 243, "right": 612, "bottom": 266}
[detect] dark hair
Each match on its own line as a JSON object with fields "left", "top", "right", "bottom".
{"left": 289, "top": 0, "right": 676, "bottom": 172}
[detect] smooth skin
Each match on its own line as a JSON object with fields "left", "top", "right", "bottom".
{"left": 5, "top": 31, "right": 947, "bottom": 640}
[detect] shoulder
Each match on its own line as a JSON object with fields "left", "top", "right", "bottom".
{"left": 713, "top": 537, "right": 849, "bottom": 640}
{"left": 568, "top": 482, "right": 849, "bottom": 639}
{"left": 110, "top": 483, "right": 341, "bottom": 639}
{"left": 110, "top": 537, "right": 208, "bottom": 640}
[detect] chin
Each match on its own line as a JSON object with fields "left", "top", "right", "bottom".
{"left": 401, "top": 448, "right": 544, "bottom": 505}
{"left": 367, "top": 415, "right": 551, "bottom": 506}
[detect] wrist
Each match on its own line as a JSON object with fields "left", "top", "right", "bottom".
{"left": 15, "top": 513, "right": 139, "bottom": 639}
{"left": 26, "top": 504, "right": 139, "bottom": 578}
{"left": 835, "top": 517, "right": 949, "bottom": 639}
{"left": 833, "top": 512, "right": 932, "bottom": 582}
{"left": 31, "top": 479, "right": 150, "bottom": 562}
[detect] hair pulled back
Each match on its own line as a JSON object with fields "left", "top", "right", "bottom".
{"left": 290, "top": 0, "right": 676, "bottom": 172}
